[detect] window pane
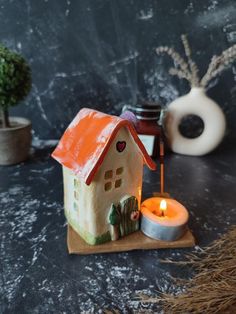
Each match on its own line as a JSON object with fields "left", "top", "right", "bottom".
{"left": 115, "top": 179, "right": 122, "bottom": 188}
{"left": 74, "top": 190, "right": 79, "bottom": 200}
{"left": 104, "top": 181, "right": 112, "bottom": 191}
{"left": 116, "top": 167, "right": 123, "bottom": 175}
{"left": 73, "top": 201, "right": 78, "bottom": 211}
{"left": 104, "top": 170, "right": 113, "bottom": 179}
{"left": 74, "top": 178, "right": 78, "bottom": 188}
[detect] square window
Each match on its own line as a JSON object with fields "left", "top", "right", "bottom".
{"left": 74, "top": 178, "right": 78, "bottom": 188}
{"left": 116, "top": 167, "right": 123, "bottom": 175}
{"left": 104, "top": 170, "right": 113, "bottom": 179}
{"left": 104, "top": 181, "right": 112, "bottom": 191}
{"left": 73, "top": 201, "right": 78, "bottom": 211}
{"left": 74, "top": 190, "right": 79, "bottom": 200}
{"left": 115, "top": 179, "right": 122, "bottom": 188}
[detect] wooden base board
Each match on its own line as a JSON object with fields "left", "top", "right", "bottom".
{"left": 67, "top": 225, "right": 195, "bottom": 255}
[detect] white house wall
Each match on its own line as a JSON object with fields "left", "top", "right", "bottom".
{"left": 63, "top": 126, "right": 144, "bottom": 240}
{"left": 91, "top": 126, "right": 143, "bottom": 236}
{"left": 63, "top": 166, "right": 97, "bottom": 236}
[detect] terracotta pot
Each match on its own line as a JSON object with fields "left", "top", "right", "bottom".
{"left": 163, "top": 87, "right": 226, "bottom": 156}
{"left": 0, "top": 117, "right": 32, "bottom": 165}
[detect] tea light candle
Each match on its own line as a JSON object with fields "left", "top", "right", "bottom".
{"left": 141, "top": 197, "right": 189, "bottom": 241}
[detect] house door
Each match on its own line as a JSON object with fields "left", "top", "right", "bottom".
{"left": 119, "top": 195, "right": 139, "bottom": 237}
{"left": 108, "top": 195, "right": 140, "bottom": 241}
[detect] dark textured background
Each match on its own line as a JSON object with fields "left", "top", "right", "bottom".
{"left": 1, "top": 0, "right": 236, "bottom": 140}
{"left": 1, "top": 2, "right": 236, "bottom": 312}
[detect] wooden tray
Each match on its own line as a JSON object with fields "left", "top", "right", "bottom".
{"left": 67, "top": 225, "right": 195, "bottom": 255}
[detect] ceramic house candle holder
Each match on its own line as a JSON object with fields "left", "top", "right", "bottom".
{"left": 52, "top": 108, "right": 195, "bottom": 254}
{"left": 52, "top": 108, "right": 156, "bottom": 245}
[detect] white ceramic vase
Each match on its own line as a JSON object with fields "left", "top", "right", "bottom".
{"left": 164, "top": 87, "right": 226, "bottom": 156}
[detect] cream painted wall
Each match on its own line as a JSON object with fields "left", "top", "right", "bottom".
{"left": 63, "top": 126, "right": 144, "bottom": 237}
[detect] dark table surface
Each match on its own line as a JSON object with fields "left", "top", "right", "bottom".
{"left": 1, "top": 138, "right": 236, "bottom": 313}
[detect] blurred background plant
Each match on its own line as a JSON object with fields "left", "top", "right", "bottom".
{"left": 156, "top": 35, "right": 236, "bottom": 89}
{"left": 0, "top": 44, "right": 31, "bottom": 128}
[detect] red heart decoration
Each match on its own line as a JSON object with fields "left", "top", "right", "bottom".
{"left": 130, "top": 210, "right": 140, "bottom": 221}
{"left": 116, "top": 141, "right": 126, "bottom": 152}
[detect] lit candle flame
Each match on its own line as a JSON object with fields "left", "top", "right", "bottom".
{"left": 160, "top": 199, "right": 167, "bottom": 217}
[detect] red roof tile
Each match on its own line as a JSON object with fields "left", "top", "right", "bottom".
{"left": 52, "top": 108, "right": 156, "bottom": 185}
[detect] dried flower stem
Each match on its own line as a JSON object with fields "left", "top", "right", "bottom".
{"left": 156, "top": 46, "right": 192, "bottom": 82}
{"left": 201, "top": 44, "right": 236, "bottom": 87}
{"left": 156, "top": 36, "right": 236, "bottom": 89}
{"left": 169, "top": 68, "right": 190, "bottom": 81}
{"left": 139, "top": 227, "right": 236, "bottom": 313}
{"left": 181, "top": 34, "right": 200, "bottom": 86}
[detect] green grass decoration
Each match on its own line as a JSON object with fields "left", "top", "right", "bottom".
{"left": 109, "top": 203, "right": 121, "bottom": 225}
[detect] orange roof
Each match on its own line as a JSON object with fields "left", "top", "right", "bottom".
{"left": 52, "top": 108, "right": 156, "bottom": 185}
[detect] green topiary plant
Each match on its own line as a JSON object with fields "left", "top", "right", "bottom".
{"left": 0, "top": 44, "right": 31, "bottom": 128}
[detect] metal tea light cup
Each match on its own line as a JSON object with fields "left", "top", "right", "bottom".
{"left": 140, "top": 197, "right": 189, "bottom": 242}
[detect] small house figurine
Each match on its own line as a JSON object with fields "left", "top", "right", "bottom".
{"left": 52, "top": 108, "right": 156, "bottom": 245}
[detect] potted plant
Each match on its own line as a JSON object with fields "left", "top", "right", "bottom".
{"left": 0, "top": 44, "right": 32, "bottom": 165}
